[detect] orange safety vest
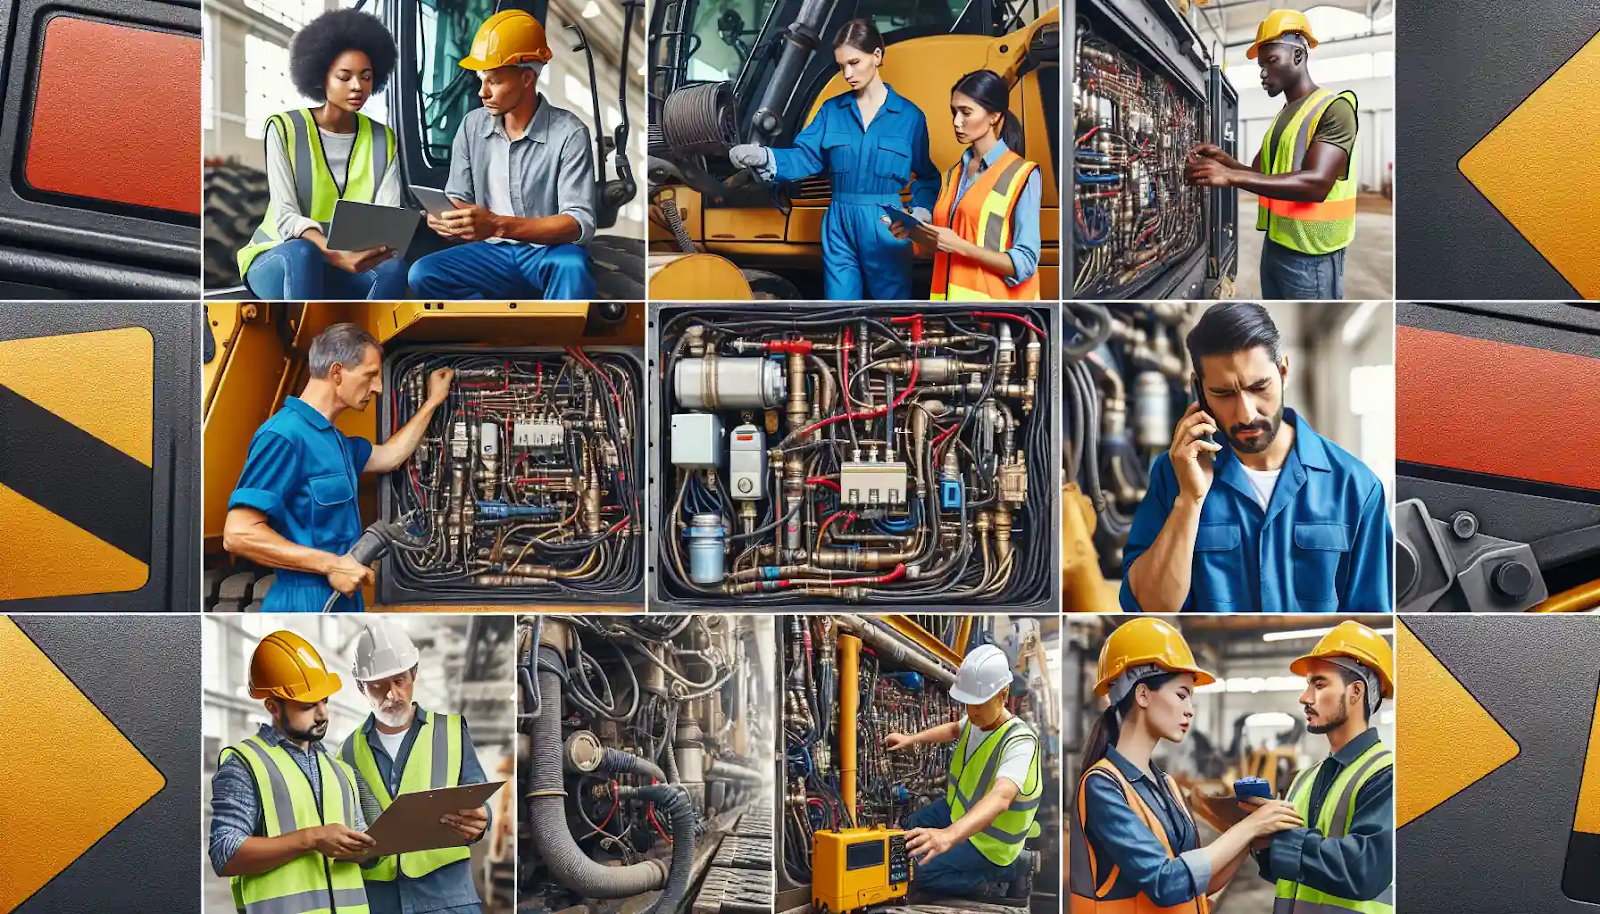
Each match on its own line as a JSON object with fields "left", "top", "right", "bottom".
{"left": 930, "top": 149, "right": 1041, "bottom": 301}
{"left": 1069, "top": 759, "right": 1211, "bottom": 914}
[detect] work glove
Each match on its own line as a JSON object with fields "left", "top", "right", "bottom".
{"left": 729, "top": 144, "right": 771, "bottom": 170}
{"left": 910, "top": 207, "right": 932, "bottom": 224}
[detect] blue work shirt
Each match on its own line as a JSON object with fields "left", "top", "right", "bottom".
{"left": 229, "top": 396, "right": 373, "bottom": 612}
{"left": 208, "top": 723, "right": 377, "bottom": 876}
{"left": 342, "top": 707, "right": 491, "bottom": 914}
{"left": 762, "top": 84, "right": 939, "bottom": 301}
{"left": 1080, "top": 746, "right": 1209, "bottom": 906}
{"left": 1255, "top": 728, "right": 1394, "bottom": 903}
{"left": 1120, "top": 409, "right": 1392, "bottom": 612}
{"left": 947, "top": 139, "right": 1043, "bottom": 286}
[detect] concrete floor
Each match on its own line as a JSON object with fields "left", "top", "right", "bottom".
{"left": 1234, "top": 193, "right": 1394, "bottom": 301}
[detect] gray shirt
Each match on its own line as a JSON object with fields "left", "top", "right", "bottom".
{"left": 266, "top": 123, "right": 402, "bottom": 242}
{"left": 443, "top": 96, "right": 596, "bottom": 247}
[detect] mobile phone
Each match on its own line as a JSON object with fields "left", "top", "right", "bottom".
{"left": 1190, "top": 376, "right": 1216, "bottom": 444}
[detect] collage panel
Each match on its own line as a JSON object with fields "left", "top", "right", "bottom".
{"left": 646, "top": 0, "right": 1061, "bottom": 302}
{"left": 1065, "top": 615, "right": 1396, "bottom": 912}
{"left": 1067, "top": 0, "right": 1395, "bottom": 302}
{"left": 1, "top": 614, "right": 201, "bottom": 912}
{"left": 202, "top": 0, "right": 646, "bottom": 302}
{"left": 1063, "top": 301, "right": 1394, "bottom": 612}
{"left": 777, "top": 614, "right": 1061, "bottom": 914}
{"left": 202, "top": 302, "right": 645, "bottom": 612}
{"left": 648, "top": 304, "right": 1058, "bottom": 609}
{"left": 0, "top": 303, "right": 201, "bottom": 611}
{"left": 201, "top": 614, "right": 518, "bottom": 914}
{"left": 516, "top": 614, "right": 776, "bottom": 914}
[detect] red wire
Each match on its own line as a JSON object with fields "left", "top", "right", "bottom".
{"left": 970, "top": 311, "right": 1046, "bottom": 337}
{"left": 592, "top": 781, "right": 621, "bottom": 834}
{"left": 796, "top": 316, "right": 921, "bottom": 438}
{"left": 807, "top": 476, "right": 841, "bottom": 492}
{"left": 649, "top": 804, "right": 670, "bottom": 841}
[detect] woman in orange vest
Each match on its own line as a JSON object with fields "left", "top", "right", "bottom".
{"left": 887, "top": 70, "right": 1041, "bottom": 300}
{"left": 1070, "top": 619, "right": 1304, "bottom": 913}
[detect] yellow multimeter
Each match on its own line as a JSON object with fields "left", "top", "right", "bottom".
{"left": 811, "top": 826, "right": 911, "bottom": 914}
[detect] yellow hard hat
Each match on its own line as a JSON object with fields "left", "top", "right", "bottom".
{"left": 1094, "top": 617, "right": 1215, "bottom": 698}
{"left": 459, "top": 10, "right": 553, "bottom": 71}
{"left": 1290, "top": 621, "right": 1394, "bottom": 698}
{"left": 1247, "top": 9, "right": 1318, "bottom": 60}
{"left": 249, "top": 630, "right": 343, "bottom": 704}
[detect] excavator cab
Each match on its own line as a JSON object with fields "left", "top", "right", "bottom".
{"left": 647, "top": 0, "right": 1061, "bottom": 299}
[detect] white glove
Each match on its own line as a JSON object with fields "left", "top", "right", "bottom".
{"left": 729, "top": 144, "right": 771, "bottom": 170}
{"left": 910, "top": 207, "right": 932, "bottom": 224}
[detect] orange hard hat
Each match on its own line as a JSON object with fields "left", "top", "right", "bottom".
{"left": 1094, "top": 617, "right": 1215, "bottom": 698}
{"left": 249, "top": 630, "right": 343, "bottom": 704}
{"left": 459, "top": 10, "right": 553, "bottom": 71}
{"left": 1290, "top": 621, "right": 1394, "bottom": 698}
{"left": 1247, "top": 9, "right": 1318, "bottom": 60}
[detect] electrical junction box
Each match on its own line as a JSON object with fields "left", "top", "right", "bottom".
{"left": 811, "top": 827, "right": 910, "bottom": 914}
{"left": 513, "top": 417, "right": 564, "bottom": 450}
{"left": 671, "top": 412, "right": 724, "bottom": 468}
{"left": 840, "top": 461, "right": 908, "bottom": 505}
{"left": 727, "top": 423, "right": 766, "bottom": 500}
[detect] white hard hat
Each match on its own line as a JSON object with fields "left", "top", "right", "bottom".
{"left": 352, "top": 620, "right": 420, "bottom": 682}
{"left": 949, "top": 643, "right": 1013, "bottom": 704}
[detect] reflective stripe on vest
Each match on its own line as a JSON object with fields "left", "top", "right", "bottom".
{"left": 1069, "top": 759, "right": 1210, "bottom": 914}
{"left": 225, "top": 735, "right": 371, "bottom": 914}
{"left": 237, "top": 108, "right": 396, "bottom": 277}
{"left": 341, "top": 713, "right": 470, "bottom": 881}
{"left": 1273, "top": 741, "right": 1394, "bottom": 914}
{"left": 1255, "top": 88, "right": 1358, "bottom": 255}
{"left": 930, "top": 150, "right": 1042, "bottom": 301}
{"left": 944, "top": 716, "right": 1043, "bottom": 867}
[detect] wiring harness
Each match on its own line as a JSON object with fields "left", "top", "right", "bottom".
{"left": 383, "top": 348, "right": 642, "bottom": 601}
{"left": 1073, "top": 18, "right": 1207, "bottom": 297}
{"left": 656, "top": 306, "right": 1054, "bottom": 606}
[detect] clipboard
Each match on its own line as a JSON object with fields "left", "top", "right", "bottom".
{"left": 879, "top": 204, "right": 925, "bottom": 232}
{"left": 363, "top": 780, "right": 506, "bottom": 856}
{"left": 325, "top": 200, "right": 421, "bottom": 257}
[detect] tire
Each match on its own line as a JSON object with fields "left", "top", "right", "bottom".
{"left": 204, "top": 161, "right": 270, "bottom": 290}
{"left": 740, "top": 269, "right": 801, "bottom": 300}
{"left": 590, "top": 233, "right": 646, "bottom": 300}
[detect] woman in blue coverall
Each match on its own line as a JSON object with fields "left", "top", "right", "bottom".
{"left": 728, "top": 19, "right": 939, "bottom": 300}
{"left": 1072, "top": 619, "right": 1304, "bottom": 910}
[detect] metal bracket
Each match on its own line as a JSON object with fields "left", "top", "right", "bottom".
{"left": 1396, "top": 497, "right": 1548, "bottom": 611}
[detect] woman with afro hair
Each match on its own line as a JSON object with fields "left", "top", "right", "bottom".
{"left": 236, "top": 8, "right": 408, "bottom": 300}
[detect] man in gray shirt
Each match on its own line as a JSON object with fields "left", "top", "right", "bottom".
{"left": 407, "top": 9, "right": 597, "bottom": 300}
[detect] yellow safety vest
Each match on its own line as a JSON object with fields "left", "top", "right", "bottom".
{"left": 224, "top": 734, "right": 371, "bottom": 914}
{"left": 945, "top": 715, "right": 1043, "bottom": 866}
{"left": 1273, "top": 739, "right": 1394, "bottom": 914}
{"left": 340, "top": 713, "right": 472, "bottom": 881}
{"left": 237, "top": 108, "right": 397, "bottom": 277}
{"left": 1256, "top": 88, "right": 1358, "bottom": 255}
{"left": 1069, "top": 759, "right": 1210, "bottom": 914}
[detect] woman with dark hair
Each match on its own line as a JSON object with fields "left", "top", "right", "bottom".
{"left": 728, "top": 18, "right": 939, "bottom": 300}
{"left": 237, "top": 8, "right": 406, "bottom": 300}
{"left": 1069, "top": 619, "right": 1304, "bottom": 912}
{"left": 890, "top": 69, "right": 1041, "bottom": 300}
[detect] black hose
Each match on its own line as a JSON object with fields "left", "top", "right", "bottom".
{"left": 629, "top": 784, "right": 698, "bottom": 914}
{"left": 601, "top": 747, "right": 668, "bottom": 784}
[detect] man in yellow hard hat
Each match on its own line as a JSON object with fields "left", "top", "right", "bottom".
{"left": 1246, "top": 621, "right": 1395, "bottom": 914}
{"left": 209, "top": 630, "right": 377, "bottom": 913}
{"left": 1183, "top": 8, "right": 1360, "bottom": 301}
{"left": 407, "top": 9, "right": 598, "bottom": 300}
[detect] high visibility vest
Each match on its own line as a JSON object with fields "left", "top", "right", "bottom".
{"left": 1256, "top": 88, "right": 1358, "bottom": 255}
{"left": 1069, "top": 759, "right": 1210, "bottom": 914}
{"left": 223, "top": 734, "right": 371, "bottom": 914}
{"left": 945, "top": 715, "right": 1043, "bottom": 867}
{"left": 930, "top": 149, "right": 1041, "bottom": 301}
{"left": 340, "top": 713, "right": 472, "bottom": 881}
{"left": 237, "top": 108, "right": 397, "bottom": 277}
{"left": 1273, "top": 740, "right": 1395, "bottom": 914}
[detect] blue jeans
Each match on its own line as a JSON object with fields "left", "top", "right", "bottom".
{"left": 1259, "top": 239, "right": 1346, "bottom": 300}
{"left": 904, "top": 797, "right": 1016, "bottom": 896}
{"left": 407, "top": 241, "right": 595, "bottom": 300}
{"left": 245, "top": 238, "right": 409, "bottom": 301}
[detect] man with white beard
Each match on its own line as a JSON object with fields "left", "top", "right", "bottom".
{"left": 339, "top": 620, "right": 492, "bottom": 914}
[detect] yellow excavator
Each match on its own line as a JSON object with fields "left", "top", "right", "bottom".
{"left": 645, "top": 0, "right": 1060, "bottom": 299}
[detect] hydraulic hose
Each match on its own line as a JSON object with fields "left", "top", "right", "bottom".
{"left": 530, "top": 646, "right": 669, "bottom": 897}
{"left": 624, "top": 784, "right": 699, "bottom": 914}
{"left": 707, "top": 759, "right": 765, "bottom": 783}
{"left": 601, "top": 747, "right": 668, "bottom": 784}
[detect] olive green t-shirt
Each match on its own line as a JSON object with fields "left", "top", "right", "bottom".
{"left": 1264, "top": 94, "right": 1358, "bottom": 179}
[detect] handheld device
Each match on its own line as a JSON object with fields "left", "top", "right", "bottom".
{"left": 1234, "top": 776, "right": 1273, "bottom": 801}
{"left": 1191, "top": 376, "right": 1216, "bottom": 444}
{"left": 811, "top": 826, "right": 911, "bottom": 914}
{"left": 325, "top": 200, "right": 420, "bottom": 257}
{"left": 410, "top": 184, "right": 458, "bottom": 217}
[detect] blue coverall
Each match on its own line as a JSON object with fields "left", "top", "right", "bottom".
{"left": 761, "top": 85, "right": 939, "bottom": 300}
{"left": 1080, "top": 746, "right": 1212, "bottom": 906}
